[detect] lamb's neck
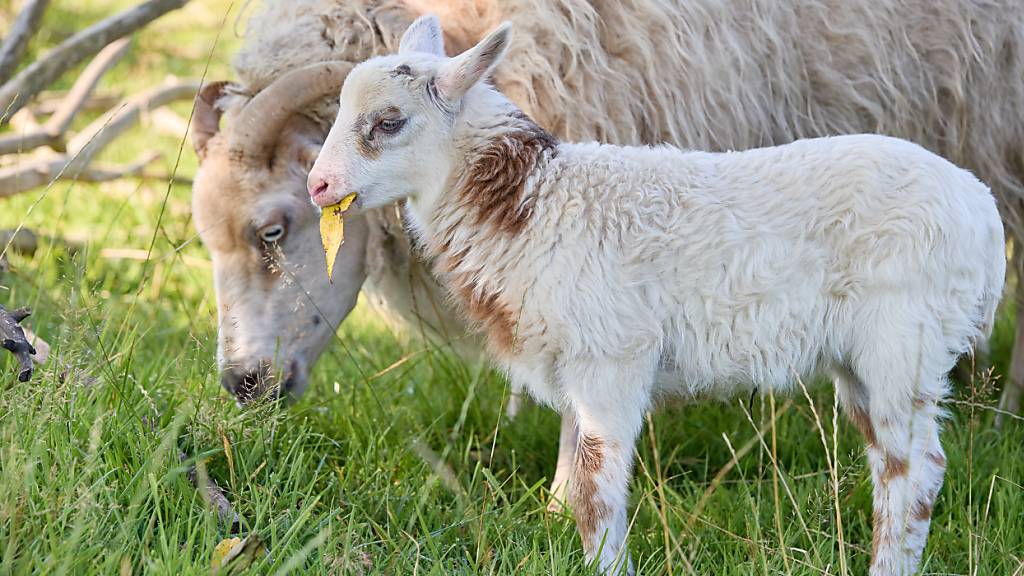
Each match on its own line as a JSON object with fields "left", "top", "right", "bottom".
{"left": 418, "top": 100, "right": 559, "bottom": 263}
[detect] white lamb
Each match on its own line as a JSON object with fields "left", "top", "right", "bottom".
{"left": 307, "top": 16, "right": 1006, "bottom": 576}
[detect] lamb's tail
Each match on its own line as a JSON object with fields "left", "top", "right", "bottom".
{"left": 977, "top": 203, "right": 1007, "bottom": 339}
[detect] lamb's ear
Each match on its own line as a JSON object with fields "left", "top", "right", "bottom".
{"left": 436, "top": 22, "right": 511, "bottom": 101}
{"left": 399, "top": 14, "right": 445, "bottom": 55}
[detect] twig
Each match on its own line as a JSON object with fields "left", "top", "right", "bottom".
{"left": 0, "top": 305, "right": 36, "bottom": 382}
{"left": 0, "top": 38, "right": 130, "bottom": 155}
{"left": 0, "top": 0, "right": 49, "bottom": 85}
{"left": 0, "top": 0, "right": 190, "bottom": 120}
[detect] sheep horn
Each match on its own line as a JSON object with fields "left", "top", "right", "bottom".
{"left": 228, "top": 61, "right": 354, "bottom": 169}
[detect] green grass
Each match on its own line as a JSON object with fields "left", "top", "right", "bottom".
{"left": 2, "top": 2, "right": 1023, "bottom": 574}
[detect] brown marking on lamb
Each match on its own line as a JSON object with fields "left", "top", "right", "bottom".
{"left": 445, "top": 268, "right": 517, "bottom": 354}
{"left": 457, "top": 113, "right": 558, "bottom": 234}
{"left": 573, "top": 434, "right": 610, "bottom": 544}
{"left": 882, "top": 454, "right": 909, "bottom": 483}
{"left": 912, "top": 497, "right": 934, "bottom": 522}
{"left": 354, "top": 106, "right": 403, "bottom": 160}
{"left": 846, "top": 404, "right": 876, "bottom": 446}
{"left": 927, "top": 451, "right": 947, "bottom": 468}
{"left": 871, "top": 507, "right": 891, "bottom": 560}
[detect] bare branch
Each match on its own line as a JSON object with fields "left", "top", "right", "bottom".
{"left": 68, "top": 80, "right": 200, "bottom": 169}
{"left": 0, "top": 0, "right": 190, "bottom": 121}
{"left": 0, "top": 39, "right": 129, "bottom": 155}
{"left": 1, "top": 305, "right": 36, "bottom": 383}
{"left": 0, "top": 150, "right": 171, "bottom": 197}
{"left": 0, "top": 0, "right": 49, "bottom": 86}
{"left": 33, "top": 91, "right": 122, "bottom": 115}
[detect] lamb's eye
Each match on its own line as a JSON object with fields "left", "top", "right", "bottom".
{"left": 374, "top": 117, "right": 406, "bottom": 135}
{"left": 258, "top": 223, "right": 286, "bottom": 243}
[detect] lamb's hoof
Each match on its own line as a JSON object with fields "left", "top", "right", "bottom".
{"left": 546, "top": 492, "right": 567, "bottom": 514}
{"left": 505, "top": 391, "right": 522, "bottom": 420}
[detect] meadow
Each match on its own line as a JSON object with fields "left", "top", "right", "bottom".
{"left": 1, "top": 2, "right": 1023, "bottom": 574}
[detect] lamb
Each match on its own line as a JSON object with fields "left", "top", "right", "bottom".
{"left": 306, "top": 16, "right": 1007, "bottom": 575}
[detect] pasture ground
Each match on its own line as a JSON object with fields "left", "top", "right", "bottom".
{"left": 2, "top": 2, "right": 1023, "bottom": 574}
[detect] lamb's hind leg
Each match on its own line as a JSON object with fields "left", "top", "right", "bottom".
{"left": 560, "top": 353, "right": 656, "bottom": 576}
{"left": 846, "top": 350, "right": 948, "bottom": 575}
{"left": 547, "top": 410, "right": 578, "bottom": 513}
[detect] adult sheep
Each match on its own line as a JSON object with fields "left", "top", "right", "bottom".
{"left": 190, "top": 0, "right": 1024, "bottom": 450}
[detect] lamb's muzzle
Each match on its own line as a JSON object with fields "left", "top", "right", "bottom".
{"left": 311, "top": 15, "right": 1006, "bottom": 576}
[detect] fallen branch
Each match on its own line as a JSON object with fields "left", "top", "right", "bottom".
{"left": 68, "top": 80, "right": 200, "bottom": 169}
{"left": 0, "top": 0, "right": 49, "bottom": 85}
{"left": 0, "top": 0, "right": 190, "bottom": 121}
{"left": 1, "top": 305, "right": 36, "bottom": 382}
{"left": 179, "top": 450, "right": 242, "bottom": 531}
{"left": 33, "top": 91, "right": 123, "bottom": 116}
{"left": 0, "top": 150, "right": 172, "bottom": 197}
{"left": 0, "top": 38, "right": 130, "bottom": 155}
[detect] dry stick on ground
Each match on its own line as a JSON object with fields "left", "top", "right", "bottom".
{"left": 0, "top": 81, "right": 200, "bottom": 197}
{"left": 0, "top": 305, "right": 36, "bottom": 382}
{"left": 0, "top": 0, "right": 190, "bottom": 121}
{"left": 0, "top": 38, "right": 130, "bottom": 155}
{"left": 179, "top": 450, "right": 242, "bottom": 531}
{"left": 0, "top": 0, "right": 49, "bottom": 85}
{"left": 33, "top": 91, "right": 123, "bottom": 116}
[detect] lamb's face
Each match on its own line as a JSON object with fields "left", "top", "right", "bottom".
{"left": 308, "top": 55, "right": 455, "bottom": 211}
{"left": 308, "top": 15, "right": 512, "bottom": 213}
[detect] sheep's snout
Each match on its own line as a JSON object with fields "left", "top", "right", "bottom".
{"left": 220, "top": 358, "right": 302, "bottom": 405}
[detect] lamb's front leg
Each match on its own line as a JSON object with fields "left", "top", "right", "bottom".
{"left": 561, "top": 355, "right": 655, "bottom": 575}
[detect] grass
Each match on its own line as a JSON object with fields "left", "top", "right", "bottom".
{"left": 2, "top": 2, "right": 1024, "bottom": 574}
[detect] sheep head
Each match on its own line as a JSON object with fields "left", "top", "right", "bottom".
{"left": 190, "top": 62, "right": 369, "bottom": 404}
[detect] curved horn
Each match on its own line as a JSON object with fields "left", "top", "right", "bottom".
{"left": 229, "top": 61, "right": 354, "bottom": 168}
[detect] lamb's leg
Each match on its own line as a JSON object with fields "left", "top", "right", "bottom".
{"left": 506, "top": 380, "right": 525, "bottom": 419}
{"left": 547, "top": 410, "right": 578, "bottom": 513}
{"left": 561, "top": 354, "right": 655, "bottom": 576}
{"left": 860, "top": 398, "right": 945, "bottom": 576}
{"left": 841, "top": 351, "right": 947, "bottom": 575}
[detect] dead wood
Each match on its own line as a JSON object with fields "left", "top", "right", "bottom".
{"left": 0, "top": 0, "right": 49, "bottom": 85}
{"left": 1, "top": 305, "right": 36, "bottom": 382}
{"left": 0, "top": 39, "right": 130, "bottom": 155}
{"left": 179, "top": 450, "right": 243, "bottom": 531}
{"left": 0, "top": 0, "right": 190, "bottom": 121}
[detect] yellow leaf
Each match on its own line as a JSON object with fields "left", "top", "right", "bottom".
{"left": 211, "top": 538, "right": 241, "bottom": 573}
{"left": 211, "top": 535, "right": 266, "bottom": 575}
{"left": 319, "top": 193, "right": 357, "bottom": 283}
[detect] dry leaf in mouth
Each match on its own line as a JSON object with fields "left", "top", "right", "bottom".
{"left": 319, "top": 192, "right": 357, "bottom": 282}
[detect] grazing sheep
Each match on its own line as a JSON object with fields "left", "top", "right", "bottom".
{"left": 307, "top": 17, "right": 1007, "bottom": 575}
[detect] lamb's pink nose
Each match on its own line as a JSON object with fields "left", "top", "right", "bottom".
{"left": 307, "top": 171, "right": 334, "bottom": 207}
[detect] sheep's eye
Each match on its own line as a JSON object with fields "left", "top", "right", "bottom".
{"left": 374, "top": 117, "right": 406, "bottom": 135}
{"left": 258, "top": 223, "right": 286, "bottom": 243}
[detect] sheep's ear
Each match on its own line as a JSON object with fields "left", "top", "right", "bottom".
{"left": 436, "top": 22, "right": 511, "bottom": 100}
{"left": 399, "top": 14, "right": 445, "bottom": 56}
{"left": 192, "top": 81, "right": 232, "bottom": 162}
